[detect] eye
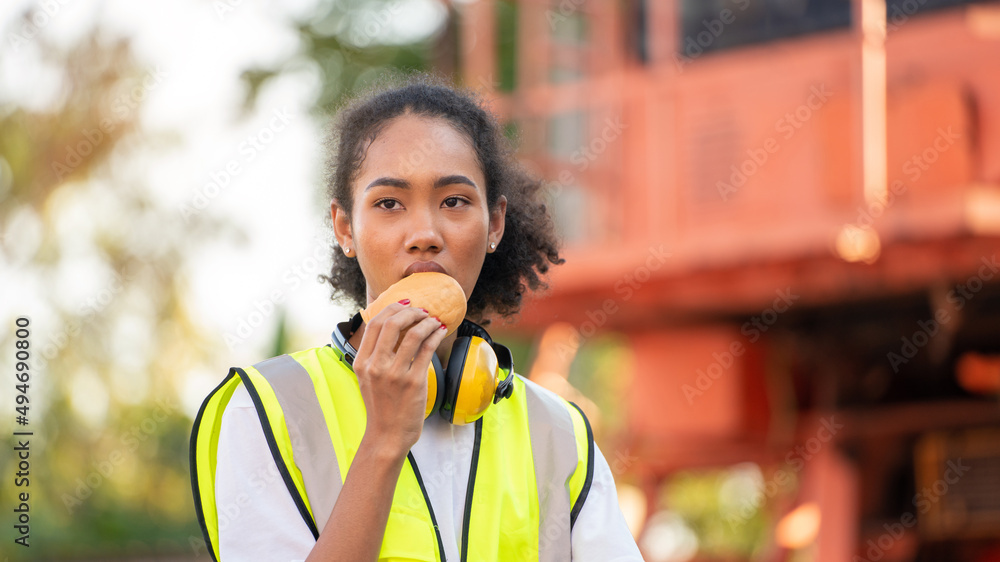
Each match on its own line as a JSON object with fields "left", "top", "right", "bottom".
{"left": 443, "top": 197, "right": 469, "bottom": 208}
{"left": 375, "top": 198, "right": 401, "bottom": 210}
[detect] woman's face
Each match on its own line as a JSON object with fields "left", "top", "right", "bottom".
{"left": 332, "top": 112, "right": 506, "bottom": 309}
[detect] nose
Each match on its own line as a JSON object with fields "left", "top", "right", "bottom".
{"left": 404, "top": 206, "right": 443, "bottom": 254}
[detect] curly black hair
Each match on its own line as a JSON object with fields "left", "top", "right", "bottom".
{"left": 320, "top": 73, "right": 564, "bottom": 322}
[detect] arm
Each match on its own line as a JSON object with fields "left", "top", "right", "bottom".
{"left": 306, "top": 304, "right": 448, "bottom": 562}
{"left": 304, "top": 435, "right": 406, "bottom": 562}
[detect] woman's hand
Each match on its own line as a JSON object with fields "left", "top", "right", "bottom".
{"left": 306, "top": 302, "right": 446, "bottom": 562}
{"left": 351, "top": 300, "right": 448, "bottom": 458}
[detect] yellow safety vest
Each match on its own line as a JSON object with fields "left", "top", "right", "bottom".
{"left": 190, "top": 343, "right": 594, "bottom": 561}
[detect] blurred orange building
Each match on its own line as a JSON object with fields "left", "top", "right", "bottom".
{"left": 444, "top": 0, "right": 1000, "bottom": 560}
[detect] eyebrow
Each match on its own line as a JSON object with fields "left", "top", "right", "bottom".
{"left": 364, "top": 175, "right": 478, "bottom": 191}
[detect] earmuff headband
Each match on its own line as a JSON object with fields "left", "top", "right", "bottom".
{"left": 331, "top": 313, "right": 363, "bottom": 366}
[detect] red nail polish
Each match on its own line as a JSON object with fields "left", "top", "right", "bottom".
{"left": 421, "top": 308, "right": 429, "bottom": 313}
{"left": 440, "top": 324, "right": 447, "bottom": 330}
{"left": 398, "top": 299, "right": 410, "bottom": 305}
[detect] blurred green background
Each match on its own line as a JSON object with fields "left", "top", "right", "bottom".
{"left": 0, "top": 1, "right": 457, "bottom": 559}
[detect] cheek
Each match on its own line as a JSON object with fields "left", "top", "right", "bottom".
{"left": 448, "top": 222, "right": 487, "bottom": 255}
{"left": 354, "top": 215, "right": 394, "bottom": 250}
{"left": 457, "top": 244, "right": 487, "bottom": 298}
{"left": 351, "top": 222, "right": 394, "bottom": 280}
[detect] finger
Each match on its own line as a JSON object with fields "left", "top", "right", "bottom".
{"left": 391, "top": 315, "right": 444, "bottom": 366}
{"left": 396, "top": 318, "right": 447, "bottom": 369}
{"left": 355, "top": 302, "right": 426, "bottom": 361}
{"left": 372, "top": 306, "right": 432, "bottom": 356}
{"left": 403, "top": 318, "right": 450, "bottom": 376}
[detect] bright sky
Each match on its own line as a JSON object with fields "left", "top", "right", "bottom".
{"left": 0, "top": 0, "right": 447, "bottom": 418}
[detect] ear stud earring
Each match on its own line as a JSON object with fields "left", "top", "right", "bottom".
{"left": 490, "top": 243, "right": 496, "bottom": 250}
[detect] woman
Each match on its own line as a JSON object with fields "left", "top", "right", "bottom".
{"left": 191, "top": 75, "right": 642, "bottom": 561}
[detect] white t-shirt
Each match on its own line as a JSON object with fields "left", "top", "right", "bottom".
{"left": 213, "top": 379, "right": 643, "bottom": 561}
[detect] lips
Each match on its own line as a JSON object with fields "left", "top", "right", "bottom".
{"left": 404, "top": 261, "right": 447, "bottom": 277}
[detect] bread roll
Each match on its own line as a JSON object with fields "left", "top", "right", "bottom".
{"left": 361, "top": 272, "right": 467, "bottom": 336}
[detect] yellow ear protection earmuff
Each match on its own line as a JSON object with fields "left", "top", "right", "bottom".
{"left": 332, "top": 314, "right": 515, "bottom": 426}
{"left": 428, "top": 319, "right": 514, "bottom": 425}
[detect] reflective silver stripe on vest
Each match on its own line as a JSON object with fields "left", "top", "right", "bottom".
{"left": 524, "top": 385, "right": 578, "bottom": 561}
{"left": 252, "top": 355, "right": 342, "bottom": 533}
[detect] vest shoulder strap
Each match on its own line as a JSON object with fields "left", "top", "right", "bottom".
{"left": 245, "top": 354, "right": 342, "bottom": 534}
{"left": 515, "top": 377, "right": 595, "bottom": 561}
{"left": 519, "top": 377, "right": 595, "bottom": 524}
{"left": 251, "top": 350, "right": 443, "bottom": 561}
{"left": 190, "top": 352, "right": 346, "bottom": 562}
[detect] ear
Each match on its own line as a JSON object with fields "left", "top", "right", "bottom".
{"left": 488, "top": 195, "right": 507, "bottom": 252}
{"left": 331, "top": 199, "right": 354, "bottom": 256}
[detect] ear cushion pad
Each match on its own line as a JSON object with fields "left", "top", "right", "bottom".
{"left": 428, "top": 352, "right": 445, "bottom": 419}
{"left": 439, "top": 337, "right": 471, "bottom": 423}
